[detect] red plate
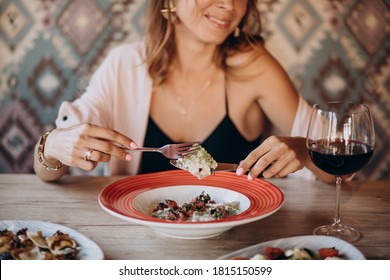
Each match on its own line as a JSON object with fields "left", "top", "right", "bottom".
{"left": 99, "top": 170, "right": 284, "bottom": 226}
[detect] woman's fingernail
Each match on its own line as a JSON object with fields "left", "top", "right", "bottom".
{"left": 236, "top": 167, "right": 244, "bottom": 176}
{"left": 247, "top": 174, "right": 253, "bottom": 180}
{"left": 125, "top": 154, "right": 132, "bottom": 161}
{"left": 130, "top": 142, "right": 137, "bottom": 149}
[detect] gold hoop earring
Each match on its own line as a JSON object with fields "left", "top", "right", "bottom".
{"left": 234, "top": 27, "right": 240, "bottom": 37}
{"left": 161, "top": 0, "right": 177, "bottom": 22}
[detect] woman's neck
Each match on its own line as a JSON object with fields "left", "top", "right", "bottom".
{"left": 174, "top": 25, "right": 218, "bottom": 74}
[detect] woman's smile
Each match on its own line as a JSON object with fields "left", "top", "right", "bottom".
{"left": 205, "top": 14, "right": 232, "bottom": 29}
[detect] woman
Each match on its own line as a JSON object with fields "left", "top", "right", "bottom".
{"left": 34, "top": 0, "right": 331, "bottom": 182}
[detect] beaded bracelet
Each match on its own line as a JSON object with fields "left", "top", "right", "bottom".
{"left": 37, "top": 131, "right": 63, "bottom": 171}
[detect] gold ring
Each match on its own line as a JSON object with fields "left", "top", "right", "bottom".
{"left": 83, "top": 148, "right": 94, "bottom": 161}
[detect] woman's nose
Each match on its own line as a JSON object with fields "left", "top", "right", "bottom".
{"left": 217, "top": 0, "right": 234, "bottom": 12}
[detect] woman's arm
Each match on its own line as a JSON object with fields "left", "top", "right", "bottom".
{"left": 34, "top": 125, "right": 136, "bottom": 182}
{"left": 235, "top": 46, "right": 335, "bottom": 182}
{"left": 33, "top": 131, "right": 69, "bottom": 181}
{"left": 34, "top": 44, "right": 144, "bottom": 181}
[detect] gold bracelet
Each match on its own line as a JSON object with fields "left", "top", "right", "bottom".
{"left": 37, "top": 131, "right": 63, "bottom": 171}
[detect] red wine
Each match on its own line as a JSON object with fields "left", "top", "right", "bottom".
{"left": 308, "top": 140, "right": 373, "bottom": 176}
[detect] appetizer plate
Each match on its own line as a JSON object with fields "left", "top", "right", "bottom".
{"left": 98, "top": 170, "right": 284, "bottom": 239}
{"left": 217, "top": 235, "right": 366, "bottom": 260}
{"left": 0, "top": 220, "right": 104, "bottom": 260}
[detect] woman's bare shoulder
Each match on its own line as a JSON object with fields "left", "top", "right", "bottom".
{"left": 227, "top": 43, "right": 299, "bottom": 107}
{"left": 227, "top": 44, "right": 286, "bottom": 79}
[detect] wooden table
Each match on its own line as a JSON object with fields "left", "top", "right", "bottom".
{"left": 0, "top": 174, "right": 389, "bottom": 260}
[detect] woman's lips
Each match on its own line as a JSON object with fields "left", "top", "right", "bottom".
{"left": 206, "top": 15, "right": 231, "bottom": 29}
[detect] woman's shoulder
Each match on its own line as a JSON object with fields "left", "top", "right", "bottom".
{"left": 228, "top": 44, "right": 280, "bottom": 75}
{"left": 226, "top": 42, "right": 299, "bottom": 106}
{"left": 90, "top": 39, "right": 149, "bottom": 87}
{"left": 105, "top": 40, "right": 147, "bottom": 64}
{"left": 228, "top": 43, "right": 291, "bottom": 83}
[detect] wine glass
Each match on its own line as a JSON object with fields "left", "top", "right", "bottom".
{"left": 306, "top": 102, "right": 375, "bottom": 242}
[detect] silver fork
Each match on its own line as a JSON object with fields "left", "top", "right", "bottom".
{"left": 125, "top": 142, "right": 201, "bottom": 159}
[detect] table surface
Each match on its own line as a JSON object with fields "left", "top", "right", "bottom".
{"left": 0, "top": 173, "right": 389, "bottom": 260}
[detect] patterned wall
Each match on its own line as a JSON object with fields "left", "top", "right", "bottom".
{"left": 0, "top": 0, "right": 389, "bottom": 180}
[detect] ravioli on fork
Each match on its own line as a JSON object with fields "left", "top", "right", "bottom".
{"left": 175, "top": 146, "right": 218, "bottom": 179}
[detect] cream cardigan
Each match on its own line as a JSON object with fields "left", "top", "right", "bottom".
{"left": 56, "top": 41, "right": 314, "bottom": 180}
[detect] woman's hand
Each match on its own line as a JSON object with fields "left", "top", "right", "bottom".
{"left": 236, "top": 136, "right": 308, "bottom": 179}
{"left": 44, "top": 124, "right": 137, "bottom": 171}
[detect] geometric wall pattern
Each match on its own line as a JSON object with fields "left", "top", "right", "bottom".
{"left": 0, "top": 0, "right": 389, "bottom": 179}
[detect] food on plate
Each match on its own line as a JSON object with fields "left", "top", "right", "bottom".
{"left": 233, "top": 246, "right": 344, "bottom": 260}
{"left": 177, "top": 146, "right": 218, "bottom": 179}
{"left": 0, "top": 228, "right": 80, "bottom": 260}
{"left": 151, "top": 191, "right": 239, "bottom": 222}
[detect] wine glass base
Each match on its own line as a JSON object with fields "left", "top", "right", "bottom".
{"left": 313, "top": 224, "right": 360, "bottom": 243}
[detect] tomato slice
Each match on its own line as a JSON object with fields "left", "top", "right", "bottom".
{"left": 319, "top": 247, "right": 339, "bottom": 259}
{"left": 265, "top": 247, "right": 285, "bottom": 260}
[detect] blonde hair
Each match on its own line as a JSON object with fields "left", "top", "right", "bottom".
{"left": 145, "top": 0, "right": 264, "bottom": 85}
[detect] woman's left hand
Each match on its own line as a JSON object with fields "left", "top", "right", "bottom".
{"left": 236, "top": 136, "right": 308, "bottom": 179}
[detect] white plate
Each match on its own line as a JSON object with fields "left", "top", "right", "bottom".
{"left": 217, "top": 235, "right": 366, "bottom": 260}
{"left": 0, "top": 220, "right": 104, "bottom": 260}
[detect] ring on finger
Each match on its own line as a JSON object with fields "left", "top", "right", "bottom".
{"left": 83, "top": 148, "right": 94, "bottom": 161}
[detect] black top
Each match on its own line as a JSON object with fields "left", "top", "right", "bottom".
{"left": 140, "top": 87, "right": 263, "bottom": 174}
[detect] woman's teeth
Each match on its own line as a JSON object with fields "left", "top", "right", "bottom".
{"left": 208, "top": 16, "right": 229, "bottom": 26}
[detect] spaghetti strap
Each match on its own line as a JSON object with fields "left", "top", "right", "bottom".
{"left": 224, "top": 76, "right": 229, "bottom": 115}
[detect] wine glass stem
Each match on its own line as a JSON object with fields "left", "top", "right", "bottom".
{"left": 333, "top": 176, "right": 342, "bottom": 227}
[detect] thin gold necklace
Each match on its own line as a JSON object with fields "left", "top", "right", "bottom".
{"left": 164, "top": 68, "right": 219, "bottom": 115}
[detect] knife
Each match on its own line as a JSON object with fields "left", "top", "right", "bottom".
{"left": 214, "top": 162, "right": 239, "bottom": 172}
{"left": 170, "top": 160, "right": 238, "bottom": 172}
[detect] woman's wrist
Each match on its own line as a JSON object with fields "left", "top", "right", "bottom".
{"left": 36, "top": 131, "right": 64, "bottom": 171}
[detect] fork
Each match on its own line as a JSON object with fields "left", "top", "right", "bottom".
{"left": 124, "top": 142, "right": 201, "bottom": 159}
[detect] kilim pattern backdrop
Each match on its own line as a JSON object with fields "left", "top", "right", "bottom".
{"left": 0, "top": 0, "right": 389, "bottom": 179}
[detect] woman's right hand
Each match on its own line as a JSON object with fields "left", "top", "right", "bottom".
{"left": 43, "top": 124, "right": 137, "bottom": 171}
